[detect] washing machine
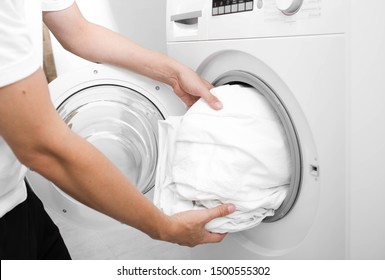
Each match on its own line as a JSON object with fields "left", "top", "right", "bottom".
{"left": 167, "top": 0, "right": 347, "bottom": 259}
{"left": 26, "top": 65, "right": 186, "bottom": 231}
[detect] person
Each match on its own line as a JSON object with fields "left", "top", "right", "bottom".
{"left": 0, "top": 0, "right": 235, "bottom": 260}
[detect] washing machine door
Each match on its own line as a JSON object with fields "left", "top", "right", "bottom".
{"left": 26, "top": 64, "right": 186, "bottom": 229}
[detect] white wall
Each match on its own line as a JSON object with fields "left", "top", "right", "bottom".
{"left": 349, "top": 1, "right": 385, "bottom": 259}
{"left": 51, "top": 0, "right": 166, "bottom": 75}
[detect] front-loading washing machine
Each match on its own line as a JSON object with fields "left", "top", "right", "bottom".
{"left": 166, "top": 0, "right": 347, "bottom": 259}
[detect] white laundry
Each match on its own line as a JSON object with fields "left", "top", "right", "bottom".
{"left": 153, "top": 84, "right": 292, "bottom": 233}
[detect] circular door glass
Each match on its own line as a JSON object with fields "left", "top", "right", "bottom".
{"left": 57, "top": 84, "right": 164, "bottom": 194}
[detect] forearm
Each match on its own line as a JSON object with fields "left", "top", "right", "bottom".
{"left": 0, "top": 69, "right": 169, "bottom": 240}
{"left": 76, "top": 25, "right": 181, "bottom": 86}
{"left": 35, "top": 130, "right": 169, "bottom": 239}
{"left": 44, "top": 5, "right": 183, "bottom": 87}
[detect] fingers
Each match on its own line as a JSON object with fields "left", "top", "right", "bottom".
{"left": 201, "top": 78, "right": 214, "bottom": 90}
{"left": 202, "top": 232, "right": 227, "bottom": 244}
{"left": 198, "top": 204, "right": 235, "bottom": 244}
{"left": 173, "top": 72, "right": 222, "bottom": 110}
{"left": 202, "top": 90, "right": 223, "bottom": 110}
{"left": 164, "top": 204, "right": 235, "bottom": 247}
{"left": 197, "top": 78, "right": 222, "bottom": 110}
{"left": 204, "top": 203, "right": 235, "bottom": 224}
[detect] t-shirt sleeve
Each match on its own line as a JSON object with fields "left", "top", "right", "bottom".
{"left": 42, "top": 0, "right": 75, "bottom": 12}
{"left": 0, "top": 1, "right": 40, "bottom": 87}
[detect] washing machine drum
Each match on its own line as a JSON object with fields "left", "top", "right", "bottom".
{"left": 57, "top": 84, "right": 163, "bottom": 193}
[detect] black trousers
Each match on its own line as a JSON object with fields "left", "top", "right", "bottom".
{"left": 0, "top": 181, "right": 71, "bottom": 260}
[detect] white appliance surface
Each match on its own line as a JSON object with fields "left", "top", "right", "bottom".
{"left": 167, "top": 0, "right": 347, "bottom": 259}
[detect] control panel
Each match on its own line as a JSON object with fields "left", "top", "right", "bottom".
{"left": 167, "top": 0, "right": 347, "bottom": 42}
{"left": 212, "top": 0, "right": 254, "bottom": 16}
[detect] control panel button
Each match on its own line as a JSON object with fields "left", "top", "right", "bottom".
{"left": 246, "top": 1, "right": 253, "bottom": 11}
{"left": 238, "top": 2, "right": 246, "bottom": 11}
{"left": 276, "top": 0, "right": 303, "bottom": 15}
{"left": 212, "top": 0, "right": 254, "bottom": 16}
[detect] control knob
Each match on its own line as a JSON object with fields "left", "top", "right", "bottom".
{"left": 276, "top": 0, "right": 303, "bottom": 15}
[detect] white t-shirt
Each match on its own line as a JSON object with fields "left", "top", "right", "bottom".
{"left": 0, "top": 0, "right": 75, "bottom": 217}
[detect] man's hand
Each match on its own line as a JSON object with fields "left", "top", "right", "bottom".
{"left": 160, "top": 204, "right": 235, "bottom": 247}
{"left": 170, "top": 67, "right": 223, "bottom": 110}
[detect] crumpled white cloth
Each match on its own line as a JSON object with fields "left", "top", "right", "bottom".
{"left": 153, "top": 84, "right": 291, "bottom": 233}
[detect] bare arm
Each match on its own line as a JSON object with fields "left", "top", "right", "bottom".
{"left": 43, "top": 3, "right": 222, "bottom": 110}
{"left": 0, "top": 69, "right": 233, "bottom": 246}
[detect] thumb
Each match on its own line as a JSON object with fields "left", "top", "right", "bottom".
{"left": 201, "top": 90, "right": 223, "bottom": 110}
{"left": 204, "top": 203, "right": 235, "bottom": 223}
